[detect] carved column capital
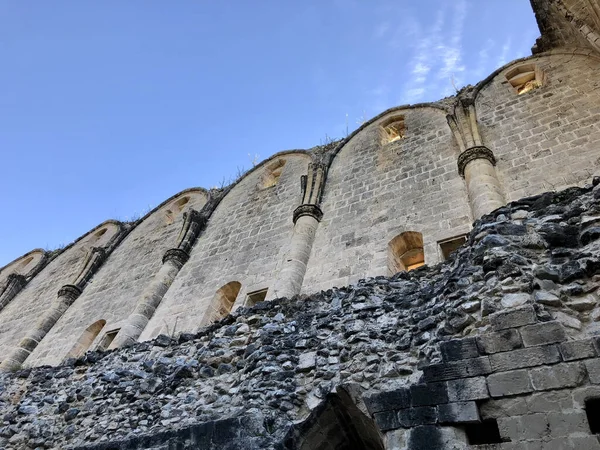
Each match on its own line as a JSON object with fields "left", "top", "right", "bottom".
{"left": 6, "top": 273, "right": 26, "bottom": 287}
{"left": 293, "top": 204, "right": 323, "bottom": 224}
{"left": 57, "top": 284, "right": 82, "bottom": 303}
{"left": 162, "top": 248, "right": 190, "bottom": 265}
{"left": 457, "top": 146, "right": 497, "bottom": 177}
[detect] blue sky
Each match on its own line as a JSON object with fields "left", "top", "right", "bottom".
{"left": 0, "top": 1, "right": 539, "bottom": 267}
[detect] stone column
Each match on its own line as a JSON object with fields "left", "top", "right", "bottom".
{"left": 109, "top": 249, "right": 188, "bottom": 348}
{"left": 273, "top": 205, "right": 323, "bottom": 299}
{"left": 448, "top": 97, "right": 506, "bottom": 220}
{"left": 0, "top": 274, "right": 27, "bottom": 313}
{"left": 0, "top": 243, "right": 116, "bottom": 372}
{"left": 110, "top": 209, "right": 205, "bottom": 348}
{"left": 272, "top": 163, "right": 326, "bottom": 299}
{"left": 0, "top": 285, "right": 81, "bottom": 371}
{"left": 458, "top": 146, "right": 505, "bottom": 219}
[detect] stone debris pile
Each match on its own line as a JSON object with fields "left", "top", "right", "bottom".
{"left": 0, "top": 180, "right": 599, "bottom": 449}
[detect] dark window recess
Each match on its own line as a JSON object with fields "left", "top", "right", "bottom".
{"left": 586, "top": 398, "right": 600, "bottom": 434}
{"left": 246, "top": 288, "right": 268, "bottom": 306}
{"left": 465, "top": 419, "right": 503, "bottom": 445}
{"left": 439, "top": 235, "right": 468, "bottom": 260}
{"left": 97, "top": 329, "right": 119, "bottom": 351}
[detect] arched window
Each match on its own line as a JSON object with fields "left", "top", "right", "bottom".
{"left": 261, "top": 159, "right": 286, "bottom": 189}
{"left": 87, "top": 228, "right": 107, "bottom": 246}
{"left": 381, "top": 115, "right": 406, "bottom": 143}
{"left": 208, "top": 281, "right": 242, "bottom": 323}
{"left": 15, "top": 256, "right": 34, "bottom": 272}
{"left": 506, "top": 64, "right": 545, "bottom": 95}
{"left": 65, "top": 319, "right": 106, "bottom": 359}
{"left": 165, "top": 196, "right": 191, "bottom": 225}
{"left": 388, "top": 231, "right": 425, "bottom": 275}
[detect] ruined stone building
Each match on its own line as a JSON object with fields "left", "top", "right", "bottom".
{"left": 0, "top": 0, "right": 600, "bottom": 448}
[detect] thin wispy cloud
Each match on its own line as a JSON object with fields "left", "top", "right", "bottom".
{"left": 438, "top": 0, "right": 467, "bottom": 81}
{"left": 400, "top": 7, "right": 446, "bottom": 103}
{"left": 362, "top": 0, "right": 538, "bottom": 113}
{"left": 474, "top": 38, "right": 495, "bottom": 78}
{"left": 497, "top": 37, "right": 512, "bottom": 67}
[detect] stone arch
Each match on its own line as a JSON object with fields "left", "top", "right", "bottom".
{"left": 284, "top": 390, "right": 384, "bottom": 450}
{"left": 471, "top": 49, "right": 600, "bottom": 100}
{"left": 473, "top": 50, "right": 600, "bottom": 202}
{"left": 139, "top": 152, "right": 311, "bottom": 340}
{"left": 164, "top": 193, "right": 196, "bottom": 225}
{"left": 205, "top": 281, "right": 242, "bottom": 325}
{"left": 325, "top": 102, "right": 450, "bottom": 169}
{"left": 64, "top": 319, "right": 106, "bottom": 359}
{"left": 261, "top": 158, "right": 287, "bottom": 189}
{"left": 388, "top": 231, "right": 425, "bottom": 275}
{"left": 21, "top": 189, "right": 208, "bottom": 367}
{"left": 303, "top": 104, "right": 470, "bottom": 293}
{"left": 79, "top": 220, "right": 123, "bottom": 251}
{"left": 0, "top": 249, "right": 46, "bottom": 282}
{"left": 217, "top": 150, "right": 309, "bottom": 200}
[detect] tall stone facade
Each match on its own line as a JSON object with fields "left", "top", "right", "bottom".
{"left": 0, "top": 1, "right": 600, "bottom": 448}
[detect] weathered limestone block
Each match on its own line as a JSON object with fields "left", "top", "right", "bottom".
{"left": 529, "top": 362, "right": 587, "bottom": 391}
{"left": 487, "top": 369, "right": 533, "bottom": 397}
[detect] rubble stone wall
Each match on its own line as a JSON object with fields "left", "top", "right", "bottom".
{"left": 0, "top": 180, "right": 598, "bottom": 449}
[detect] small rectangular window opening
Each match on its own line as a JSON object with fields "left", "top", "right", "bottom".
{"left": 246, "top": 288, "right": 268, "bottom": 307}
{"left": 585, "top": 398, "right": 600, "bottom": 434}
{"left": 97, "top": 329, "right": 119, "bottom": 351}
{"left": 464, "top": 419, "right": 503, "bottom": 445}
{"left": 439, "top": 235, "right": 468, "bottom": 260}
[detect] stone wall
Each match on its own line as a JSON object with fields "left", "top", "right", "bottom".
{"left": 23, "top": 190, "right": 208, "bottom": 367}
{"left": 302, "top": 106, "right": 472, "bottom": 294}
{"left": 0, "top": 180, "right": 598, "bottom": 449}
{"left": 1, "top": 0, "right": 600, "bottom": 372}
{"left": 0, "top": 222, "right": 123, "bottom": 362}
{"left": 476, "top": 50, "right": 600, "bottom": 202}
{"left": 140, "top": 152, "right": 311, "bottom": 340}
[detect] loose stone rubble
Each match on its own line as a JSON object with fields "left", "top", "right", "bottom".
{"left": 0, "top": 180, "right": 599, "bottom": 449}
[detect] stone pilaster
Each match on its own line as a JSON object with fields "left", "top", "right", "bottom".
{"left": 0, "top": 234, "right": 122, "bottom": 372}
{"left": 448, "top": 98, "right": 506, "bottom": 219}
{"left": 0, "top": 285, "right": 82, "bottom": 371}
{"left": 272, "top": 163, "right": 326, "bottom": 299}
{"left": 110, "top": 210, "right": 204, "bottom": 348}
